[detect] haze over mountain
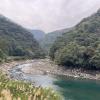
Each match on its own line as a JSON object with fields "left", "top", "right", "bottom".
{"left": 0, "top": 0, "right": 100, "bottom": 32}
{"left": 30, "top": 30, "right": 45, "bottom": 41}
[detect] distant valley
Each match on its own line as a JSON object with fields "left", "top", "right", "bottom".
{"left": 30, "top": 30, "right": 45, "bottom": 41}
{"left": 29, "top": 28, "right": 71, "bottom": 53}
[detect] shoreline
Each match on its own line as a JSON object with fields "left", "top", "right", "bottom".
{"left": 0, "top": 59, "right": 100, "bottom": 81}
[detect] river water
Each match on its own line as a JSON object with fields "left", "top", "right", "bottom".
{"left": 9, "top": 63, "right": 100, "bottom": 100}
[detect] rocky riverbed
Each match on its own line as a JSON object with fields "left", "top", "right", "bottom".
{"left": 0, "top": 59, "right": 100, "bottom": 80}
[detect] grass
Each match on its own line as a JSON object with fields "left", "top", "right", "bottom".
{"left": 0, "top": 71, "right": 62, "bottom": 100}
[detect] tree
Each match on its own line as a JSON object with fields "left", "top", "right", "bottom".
{"left": 90, "top": 44, "right": 100, "bottom": 69}
{"left": 54, "top": 42, "right": 85, "bottom": 67}
{"left": 54, "top": 42, "right": 97, "bottom": 69}
{"left": 0, "top": 49, "right": 6, "bottom": 62}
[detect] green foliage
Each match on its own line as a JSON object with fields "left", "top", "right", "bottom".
{"left": 55, "top": 42, "right": 83, "bottom": 66}
{"left": 89, "top": 45, "right": 100, "bottom": 68}
{"left": 0, "top": 49, "right": 6, "bottom": 62}
{"left": 50, "top": 9, "right": 100, "bottom": 69}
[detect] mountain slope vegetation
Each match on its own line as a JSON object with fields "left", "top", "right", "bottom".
{"left": 41, "top": 28, "right": 71, "bottom": 52}
{"left": 0, "top": 15, "right": 45, "bottom": 61}
{"left": 50, "top": 9, "right": 100, "bottom": 69}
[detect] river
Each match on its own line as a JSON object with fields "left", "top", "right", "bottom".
{"left": 9, "top": 63, "right": 100, "bottom": 100}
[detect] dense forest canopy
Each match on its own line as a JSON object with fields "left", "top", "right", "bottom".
{"left": 50, "top": 9, "right": 100, "bottom": 69}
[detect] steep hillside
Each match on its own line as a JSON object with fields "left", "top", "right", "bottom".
{"left": 41, "top": 28, "right": 71, "bottom": 52}
{"left": 30, "top": 30, "right": 45, "bottom": 41}
{"left": 50, "top": 9, "right": 100, "bottom": 69}
{"left": 0, "top": 15, "right": 45, "bottom": 61}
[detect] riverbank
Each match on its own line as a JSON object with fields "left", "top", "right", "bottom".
{"left": 0, "top": 59, "right": 100, "bottom": 81}
{"left": 0, "top": 60, "right": 34, "bottom": 77}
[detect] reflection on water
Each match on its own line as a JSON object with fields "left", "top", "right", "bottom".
{"left": 10, "top": 64, "right": 100, "bottom": 100}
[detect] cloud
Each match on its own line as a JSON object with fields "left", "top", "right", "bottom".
{"left": 0, "top": 0, "right": 100, "bottom": 32}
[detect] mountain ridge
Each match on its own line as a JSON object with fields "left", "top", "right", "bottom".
{"left": 50, "top": 9, "right": 100, "bottom": 69}
{"left": 0, "top": 15, "right": 45, "bottom": 60}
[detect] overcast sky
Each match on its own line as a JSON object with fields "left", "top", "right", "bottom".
{"left": 0, "top": 0, "right": 100, "bottom": 32}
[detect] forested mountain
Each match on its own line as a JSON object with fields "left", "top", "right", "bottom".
{"left": 30, "top": 30, "right": 45, "bottom": 41}
{"left": 41, "top": 28, "right": 71, "bottom": 52}
{"left": 50, "top": 9, "right": 100, "bottom": 69}
{"left": 0, "top": 15, "right": 45, "bottom": 61}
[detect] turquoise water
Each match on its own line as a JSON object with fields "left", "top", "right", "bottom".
{"left": 54, "top": 76, "right": 100, "bottom": 100}
{"left": 10, "top": 64, "right": 100, "bottom": 100}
